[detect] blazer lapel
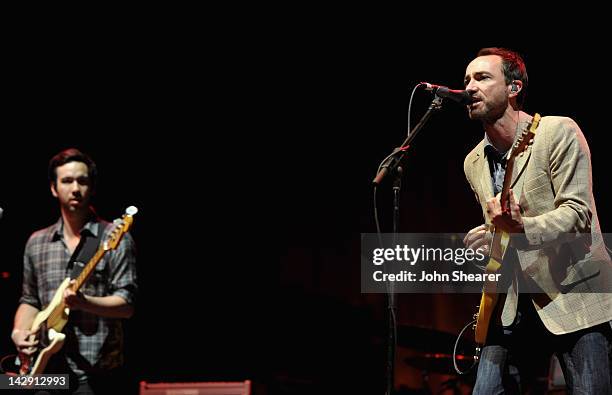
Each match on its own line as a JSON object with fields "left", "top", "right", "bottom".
{"left": 474, "top": 143, "right": 494, "bottom": 210}
{"left": 509, "top": 145, "right": 532, "bottom": 199}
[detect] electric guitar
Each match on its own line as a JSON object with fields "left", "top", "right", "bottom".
{"left": 472, "top": 114, "right": 540, "bottom": 360}
{"left": 18, "top": 206, "right": 138, "bottom": 375}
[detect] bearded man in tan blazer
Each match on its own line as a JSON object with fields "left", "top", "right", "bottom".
{"left": 462, "top": 47, "right": 612, "bottom": 394}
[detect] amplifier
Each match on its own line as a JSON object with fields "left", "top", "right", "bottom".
{"left": 139, "top": 380, "right": 251, "bottom": 395}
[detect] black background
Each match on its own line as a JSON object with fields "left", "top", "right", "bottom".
{"left": 1, "top": 29, "right": 610, "bottom": 394}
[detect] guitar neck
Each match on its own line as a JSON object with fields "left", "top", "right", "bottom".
{"left": 498, "top": 114, "right": 541, "bottom": 213}
{"left": 72, "top": 247, "right": 106, "bottom": 292}
{"left": 499, "top": 159, "right": 515, "bottom": 212}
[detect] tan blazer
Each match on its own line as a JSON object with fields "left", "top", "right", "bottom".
{"left": 464, "top": 116, "right": 612, "bottom": 334}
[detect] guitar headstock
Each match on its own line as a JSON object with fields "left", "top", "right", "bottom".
{"left": 497, "top": 113, "right": 541, "bottom": 213}
{"left": 509, "top": 113, "right": 541, "bottom": 162}
{"left": 104, "top": 206, "right": 138, "bottom": 251}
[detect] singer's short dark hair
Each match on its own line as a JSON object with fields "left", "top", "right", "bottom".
{"left": 48, "top": 148, "right": 97, "bottom": 189}
{"left": 477, "top": 47, "right": 528, "bottom": 108}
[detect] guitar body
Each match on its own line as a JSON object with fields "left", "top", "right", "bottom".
{"left": 19, "top": 277, "right": 71, "bottom": 375}
{"left": 472, "top": 114, "right": 541, "bottom": 360}
{"left": 475, "top": 231, "right": 510, "bottom": 346}
{"left": 27, "top": 330, "right": 66, "bottom": 375}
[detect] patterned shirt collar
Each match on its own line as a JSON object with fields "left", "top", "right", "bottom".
{"left": 483, "top": 119, "right": 533, "bottom": 161}
{"left": 50, "top": 212, "right": 100, "bottom": 242}
{"left": 483, "top": 132, "right": 508, "bottom": 162}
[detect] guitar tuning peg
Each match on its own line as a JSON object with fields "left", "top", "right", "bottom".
{"left": 519, "top": 152, "right": 524, "bottom": 157}
{"left": 473, "top": 313, "right": 479, "bottom": 319}
{"left": 529, "top": 139, "right": 534, "bottom": 144}
{"left": 126, "top": 206, "right": 138, "bottom": 216}
{"left": 472, "top": 324, "right": 477, "bottom": 330}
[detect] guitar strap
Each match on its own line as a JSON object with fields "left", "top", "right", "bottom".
{"left": 66, "top": 223, "right": 103, "bottom": 280}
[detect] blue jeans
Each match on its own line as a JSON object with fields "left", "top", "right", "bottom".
{"left": 473, "top": 295, "right": 612, "bottom": 394}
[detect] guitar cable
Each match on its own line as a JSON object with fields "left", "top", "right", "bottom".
{"left": 453, "top": 319, "right": 478, "bottom": 375}
{"left": 0, "top": 353, "right": 18, "bottom": 374}
{"left": 451, "top": 231, "right": 494, "bottom": 375}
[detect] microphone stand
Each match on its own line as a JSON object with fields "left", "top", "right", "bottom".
{"left": 373, "top": 95, "right": 444, "bottom": 395}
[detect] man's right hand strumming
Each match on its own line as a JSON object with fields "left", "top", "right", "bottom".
{"left": 463, "top": 224, "right": 492, "bottom": 256}
{"left": 11, "top": 328, "right": 38, "bottom": 357}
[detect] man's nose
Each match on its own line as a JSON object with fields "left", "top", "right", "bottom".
{"left": 465, "top": 81, "right": 478, "bottom": 93}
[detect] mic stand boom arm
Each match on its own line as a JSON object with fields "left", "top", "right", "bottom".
{"left": 372, "top": 95, "right": 443, "bottom": 185}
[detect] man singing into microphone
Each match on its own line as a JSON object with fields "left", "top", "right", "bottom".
{"left": 462, "top": 47, "right": 612, "bottom": 393}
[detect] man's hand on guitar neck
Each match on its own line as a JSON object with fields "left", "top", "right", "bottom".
{"left": 486, "top": 189, "right": 524, "bottom": 234}
{"left": 62, "top": 279, "right": 134, "bottom": 318}
{"left": 63, "top": 280, "right": 88, "bottom": 311}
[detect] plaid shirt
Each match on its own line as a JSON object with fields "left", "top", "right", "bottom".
{"left": 20, "top": 215, "right": 137, "bottom": 380}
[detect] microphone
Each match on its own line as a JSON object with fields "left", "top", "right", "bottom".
{"left": 421, "top": 82, "right": 473, "bottom": 105}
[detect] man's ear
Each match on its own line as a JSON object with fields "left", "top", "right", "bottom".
{"left": 509, "top": 80, "right": 522, "bottom": 96}
{"left": 50, "top": 182, "right": 58, "bottom": 198}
